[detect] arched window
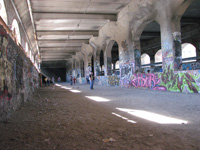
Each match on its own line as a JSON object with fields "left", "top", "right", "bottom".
{"left": 11, "top": 19, "right": 21, "bottom": 44}
{"left": 115, "top": 61, "right": 119, "bottom": 69}
{"left": 182, "top": 43, "right": 196, "bottom": 62}
{"left": 141, "top": 53, "right": 150, "bottom": 65}
{"left": 155, "top": 49, "right": 162, "bottom": 63}
{"left": 0, "top": 0, "right": 7, "bottom": 24}
{"left": 25, "top": 42, "right": 28, "bottom": 53}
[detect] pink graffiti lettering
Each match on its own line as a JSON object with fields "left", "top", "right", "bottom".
{"left": 130, "top": 73, "right": 161, "bottom": 89}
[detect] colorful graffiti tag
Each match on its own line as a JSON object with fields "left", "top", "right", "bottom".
{"left": 129, "top": 73, "right": 165, "bottom": 90}
{"left": 120, "top": 62, "right": 134, "bottom": 79}
{"left": 120, "top": 63, "right": 200, "bottom": 93}
{"left": 159, "top": 65, "right": 200, "bottom": 93}
{"left": 108, "top": 76, "right": 120, "bottom": 86}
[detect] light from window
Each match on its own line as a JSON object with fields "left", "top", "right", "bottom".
{"left": 141, "top": 53, "right": 150, "bottom": 65}
{"left": 0, "top": 0, "right": 7, "bottom": 24}
{"left": 155, "top": 50, "right": 162, "bottom": 63}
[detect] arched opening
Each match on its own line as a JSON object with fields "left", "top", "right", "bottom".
{"left": 181, "top": 0, "right": 200, "bottom": 64}
{"left": 0, "top": 0, "right": 8, "bottom": 24}
{"left": 140, "top": 21, "right": 161, "bottom": 72}
{"left": 91, "top": 55, "right": 94, "bottom": 73}
{"left": 115, "top": 61, "right": 119, "bottom": 70}
{"left": 11, "top": 19, "right": 21, "bottom": 44}
{"left": 111, "top": 41, "right": 119, "bottom": 75}
{"left": 182, "top": 43, "right": 196, "bottom": 63}
{"left": 100, "top": 50, "right": 104, "bottom": 76}
{"left": 155, "top": 49, "right": 162, "bottom": 63}
{"left": 81, "top": 60, "right": 85, "bottom": 77}
{"left": 141, "top": 53, "right": 150, "bottom": 65}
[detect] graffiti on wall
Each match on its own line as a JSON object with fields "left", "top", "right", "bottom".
{"left": 182, "top": 62, "right": 200, "bottom": 70}
{"left": 96, "top": 61, "right": 100, "bottom": 76}
{"left": 129, "top": 73, "right": 165, "bottom": 90}
{"left": 0, "top": 31, "right": 12, "bottom": 101}
{"left": 108, "top": 76, "right": 120, "bottom": 86}
{"left": 95, "top": 76, "right": 108, "bottom": 86}
{"left": 0, "top": 25, "right": 39, "bottom": 121}
{"left": 120, "top": 62, "right": 135, "bottom": 80}
{"left": 120, "top": 63, "right": 200, "bottom": 93}
{"left": 134, "top": 49, "right": 141, "bottom": 72}
{"left": 159, "top": 65, "right": 200, "bottom": 93}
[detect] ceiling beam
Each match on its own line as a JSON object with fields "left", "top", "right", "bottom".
{"left": 37, "top": 31, "right": 98, "bottom": 37}
{"left": 33, "top": 13, "right": 116, "bottom": 21}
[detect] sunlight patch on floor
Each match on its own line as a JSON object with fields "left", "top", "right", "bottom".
{"left": 55, "top": 84, "right": 61, "bottom": 87}
{"left": 112, "top": 112, "right": 137, "bottom": 124}
{"left": 85, "top": 96, "right": 111, "bottom": 102}
{"left": 70, "top": 90, "right": 81, "bottom": 93}
{"left": 60, "top": 86, "right": 72, "bottom": 90}
{"left": 116, "top": 108, "right": 188, "bottom": 124}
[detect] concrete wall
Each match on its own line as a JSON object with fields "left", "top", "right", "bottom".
{"left": 0, "top": 25, "right": 39, "bottom": 122}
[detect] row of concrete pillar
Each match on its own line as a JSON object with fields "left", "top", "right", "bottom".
{"left": 67, "top": 0, "right": 199, "bottom": 80}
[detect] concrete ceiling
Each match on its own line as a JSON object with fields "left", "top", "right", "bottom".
{"left": 29, "top": 0, "right": 131, "bottom": 68}
{"left": 12, "top": 0, "right": 200, "bottom": 69}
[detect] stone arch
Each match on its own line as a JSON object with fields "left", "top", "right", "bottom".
{"left": 0, "top": 0, "right": 7, "bottom": 24}
{"left": 11, "top": 19, "right": 21, "bottom": 44}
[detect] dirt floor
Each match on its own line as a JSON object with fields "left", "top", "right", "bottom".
{"left": 0, "top": 84, "right": 200, "bottom": 150}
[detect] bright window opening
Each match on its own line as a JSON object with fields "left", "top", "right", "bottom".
{"left": 155, "top": 50, "right": 162, "bottom": 63}
{"left": 141, "top": 53, "right": 150, "bottom": 65}
{"left": 11, "top": 19, "right": 21, "bottom": 44}
{"left": 182, "top": 43, "right": 196, "bottom": 62}
{"left": 0, "top": 0, "right": 8, "bottom": 24}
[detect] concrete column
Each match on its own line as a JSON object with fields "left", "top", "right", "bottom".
{"left": 104, "top": 52, "right": 108, "bottom": 76}
{"left": 84, "top": 56, "right": 92, "bottom": 81}
{"left": 94, "top": 54, "right": 100, "bottom": 76}
{"left": 160, "top": 19, "right": 174, "bottom": 71}
{"left": 133, "top": 41, "right": 141, "bottom": 73}
{"left": 77, "top": 60, "right": 81, "bottom": 78}
{"left": 173, "top": 31, "right": 182, "bottom": 70}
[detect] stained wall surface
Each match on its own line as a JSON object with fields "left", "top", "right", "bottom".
{"left": 0, "top": 25, "right": 39, "bottom": 121}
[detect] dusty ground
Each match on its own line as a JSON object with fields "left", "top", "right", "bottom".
{"left": 0, "top": 84, "right": 200, "bottom": 150}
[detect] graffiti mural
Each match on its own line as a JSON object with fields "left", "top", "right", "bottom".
{"left": 129, "top": 73, "right": 164, "bottom": 90}
{"left": 120, "top": 63, "right": 200, "bottom": 93}
{"left": 120, "top": 62, "right": 135, "bottom": 80}
{"left": 159, "top": 65, "right": 200, "bottom": 93}
{"left": 108, "top": 76, "right": 120, "bottom": 86}
{"left": 0, "top": 25, "right": 39, "bottom": 121}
